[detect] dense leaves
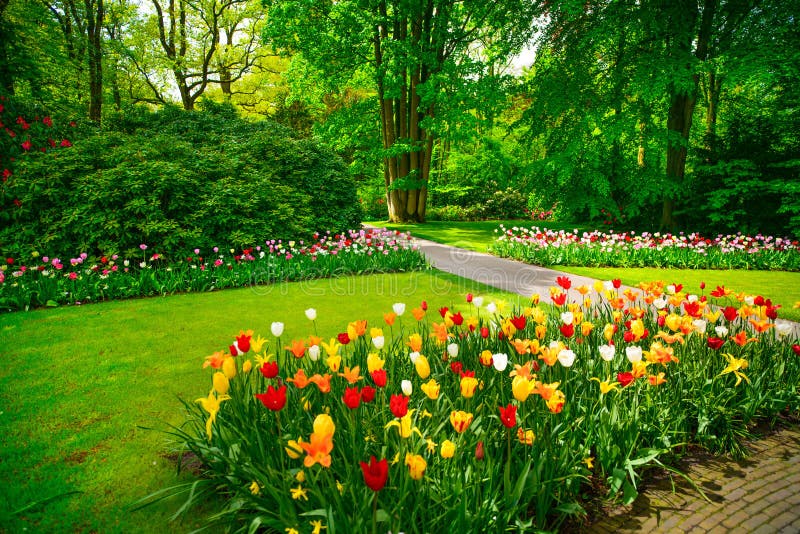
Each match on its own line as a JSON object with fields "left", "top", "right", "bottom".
{"left": 0, "top": 102, "right": 362, "bottom": 258}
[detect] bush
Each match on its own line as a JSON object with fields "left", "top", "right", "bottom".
{"left": 0, "top": 100, "right": 362, "bottom": 258}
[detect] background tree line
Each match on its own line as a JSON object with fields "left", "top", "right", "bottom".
{"left": 1, "top": 0, "right": 798, "bottom": 236}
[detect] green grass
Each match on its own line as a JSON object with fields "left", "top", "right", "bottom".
{"left": 371, "top": 220, "right": 586, "bottom": 252}
{"left": 559, "top": 266, "right": 800, "bottom": 323}
{"left": 0, "top": 271, "right": 521, "bottom": 534}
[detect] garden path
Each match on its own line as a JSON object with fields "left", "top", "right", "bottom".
{"left": 411, "top": 235, "right": 800, "bottom": 533}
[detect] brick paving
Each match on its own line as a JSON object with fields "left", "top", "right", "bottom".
{"left": 587, "top": 425, "right": 800, "bottom": 533}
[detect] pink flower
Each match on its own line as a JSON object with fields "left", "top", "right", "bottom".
{"left": 68, "top": 272, "right": 78, "bottom": 280}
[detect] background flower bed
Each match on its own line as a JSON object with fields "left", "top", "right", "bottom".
{"left": 491, "top": 225, "right": 800, "bottom": 271}
{"left": 0, "top": 228, "right": 425, "bottom": 312}
{"left": 157, "top": 278, "right": 800, "bottom": 532}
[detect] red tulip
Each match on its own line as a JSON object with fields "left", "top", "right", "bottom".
{"left": 617, "top": 372, "right": 635, "bottom": 387}
{"left": 371, "top": 369, "right": 387, "bottom": 388}
{"left": 338, "top": 332, "right": 351, "bottom": 345}
{"left": 259, "top": 361, "right": 279, "bottom": 378}
{"left": 510, "top": 315, "right": 526, "bottom": 330}
{"left": 389, "top": 394, "right": 409, "bottom": 418}
{"left": 556, "top": 276, "right": 572, "bottom": 290}
{"left": 342, "top": 386, "right": 361, "bottom": 409}
{"left": 255, "top": 385, "right": 286, "bottom": 411}
{"left": 707, "top": 337, "right": 725, "bottom": 350}
{"left": 360, "top": 456, "right": 388, "bottom": 492}
{"left": 360, "top": 385, "right": 376, "bottom": 403}
{"left": 475, "top": 441, "right": 485, "bottom": 460}
{"left": 498, "top": 404, "right": 517, "bottom": 428}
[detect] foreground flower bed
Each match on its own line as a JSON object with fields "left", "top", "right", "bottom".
{"left": 0, "top": 228, "right": 425, "bottom": 311}
{"left": 154, "top": 278, "right": 800, "bottom": 532}
{"left": 490, "top": 225, "right": 800, "bottom": 270}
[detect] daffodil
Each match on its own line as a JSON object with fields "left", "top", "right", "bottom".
{"left": 290, "top": 485, "right": 308, "bottom": 501}
{"left": 590, "top": 377, "right": 619, "bottom": 395}
{"left": 250, "top": 335, "right": 268, "bottom": 354}
{"left": 718, "top": 353, "right": 750, "bottom": 386}
{"left": 321, "top": 338, "right": 341, "bottom": 358}
{"left": 310, "top": 520, "right": 327, "bottom": 534}
{"left": 196, "top": 389, "right": 231, "bottom": 441}
{"left": 385, "top": 410, "right": 423, "bottom": 439}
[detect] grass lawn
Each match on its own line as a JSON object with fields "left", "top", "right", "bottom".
{"left": 371, "top": 220, "right": 586, "bottom": 252}
{"left": 0, "top": 271, "right": 521, "bottom": 534}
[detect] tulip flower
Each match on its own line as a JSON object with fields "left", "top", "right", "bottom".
{"left": 389, "top": 394, "right": 409, "bottom": 418}
{"left": 421, "top": 379, "right": 440, "bottom": 400}
{"left": 450, "top": 410, "right": 473, "bottom": 433}
{"left": 517, "top": 428, "right": 535, "bottom": 445}
{"left": 401, "top": 379, "right": 413, "bottom": 396}
{"left": 474, "top": 441, "right": 485, "bottom": 460}
{"left": 360, "top": 456, "right": 388, "bottom": 491}
{"left": 222, "top": 357, "right": 236, "bottom": 379}
{"left": 271, "top": 322, "right": 284, "bottom": 337}
{"left": 305, "top": 308, "right": 317, "bottom": 320}
{"left": 392, "top": 302, "right": 406, "bottom": 316}
{"left": 308, "top": 345, "right": 320, "bottom": 361}
{"left": 342, "top": 386, "right": 361, "bottom": 409}
{"left": 625, "top": 346, "right": 643, "bottom": 363}
{"left": 371, "top": 369, "right": 388, "bottom": 388}
{"left": 212, "top": 372, "right": 230, "bottom": 395}
{"left": 718, "top": 353, "right": 750, "bottom": 386}
{"left": 498, "top": 404, "right": 517, "bottom": 428}
{"left": 598, "top": 344, "right": 615, "bottom": 362}
{"left": 260, "top": 361, "right": 279, "bottom": 378}
{"left": 460, "top": 376, "right": 479, "bottom": 398}
{"left": 557, "top": 349, "right": 576, "bottom": 367}
{"left": 386, "top": 410, "right": 423, "bottom": 439}
{"left": 367, "top": 353, "right": 385, "bottom": 373}
{"left": 414, "top": 355, "right": 431, "bottom": 379}
{"left": 405, "top": 453, "right": 427, "bottom": 480}
{"left": 255, "top": 385, "right": 287, "bottom": 411}
{"left": 360, "top": 386, "right": 376, "bottom": 403}
{"left": 440, "top": 440, "right": 456, "bottom": 458}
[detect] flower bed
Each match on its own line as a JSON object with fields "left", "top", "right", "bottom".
{"left": 490, "top": 225, "right": 800, "bottom": 270}
{"left": 0, "top": 228, "right": 426, "bottom": 312}
{"left": 155, "top": 278, "right": 800, "bottom": 532}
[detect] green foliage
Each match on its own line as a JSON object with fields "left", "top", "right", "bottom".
{"left": 0, "top": 101, "right": 362, "bottom": 257}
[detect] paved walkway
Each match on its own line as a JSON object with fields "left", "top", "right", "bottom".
{"left": 411, "top": 235, "right": 800, "bottom": 533}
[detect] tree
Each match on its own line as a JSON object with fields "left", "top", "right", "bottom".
{"left": 263, "top": 0, "right": 539, "bottom": 222}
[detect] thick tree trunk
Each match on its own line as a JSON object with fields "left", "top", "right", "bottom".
{"left": 660, "top": 0, "right": 717, "bottom": 230}
{"left": 85, "top": 0, "right": 103, "bottom": 123}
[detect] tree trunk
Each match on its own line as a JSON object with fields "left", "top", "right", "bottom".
{"left": 703, "top": 68, "right": 722, "bottom": 162}
{"left": 660, "top": 0, "right": 717, "bottom": 230}
{"left": 85, "top": 0, "right": 104, "bottom": 123}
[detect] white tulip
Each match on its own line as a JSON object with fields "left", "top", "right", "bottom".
{"left": 692, "top": 319, "right": 707, "bottom": 334}
{"left": 305, "top": 308, "right": 317, "bottom": 321}
{"left": 392, "top": 302, "right": 406, "bottom": 316}
{"left": 687, "top": 294, "right": 698, "bottom": 303}
{"left": 715, "top": 325, "right": 729, "bottom": 338}
{"left": 447, "top": 343, "right": 459, "bottom": 358}
{"left": 625, "top": 345, "right": 643, "bottom": 363}
{"left": 409, "top": 351, "right": 420, "bottom": 364}
{"left": 492, "top": 353, "right": 509, "bottom": 372}
{"left": 598, "top": 344, "right": 615, "bottom": 362}
{"left": 472, "top": 296, "right": 484, "bottom": 308}
{"left": 653, "top": 298, "right": 667, "bottom": 310}
{"left": 271, "top": 322, "right": 284, "bottom": 337}
{"left": 557, "top": 349, "right": 576, "bottom": 367}
{"left": 776, "top": 323, "right": 792, "bottom": 337}
{"left": 308, "top": 345, "right": 320, "bottom": 361}
{"left": 486, "top": 302, "right": 497, "bottom": 314}
{"left": 372, "top": 336, "right": 385, "bottom": 350}
{"left": 560, "top": 311, "right": 574, "bottom": 325}
{"left": 401, "top": 379, "right": 413, "bottom": 396}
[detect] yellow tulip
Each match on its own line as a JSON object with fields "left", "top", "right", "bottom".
{"left": 460, "top": 376, "right": 479, "bottom": 398}
{"left": 512, "top": 375, "right": 532, "bottom": 402}
{"left": 440, "top": 439, "right": 456, "bottom": 458}
{"left": 212, "top": 372, "right": 230, "bottom": 395}
{"left": 367, "top": 352, "right": 385, "bottom": 373}
{"left": 415, "top": 355, "right": 431, "bottom": 379}
{"left": 222, "top": 357, "right": 237, "bottom": 379}
{"left": 405, "top": 453, "right": 427, "bottom": 480}
{"left": 421, "top": 379, "right": 440, "bottom": 400}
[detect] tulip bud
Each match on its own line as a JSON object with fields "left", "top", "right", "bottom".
{"left": 401, "top": 379, "right": 413, "bottom": 396}
{"left": 271, "top": 322, "right": 284, "bottom": 337}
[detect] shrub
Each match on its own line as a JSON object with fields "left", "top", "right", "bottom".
{"left": 0, "top": 101, "right": 362, "bottom": 258}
